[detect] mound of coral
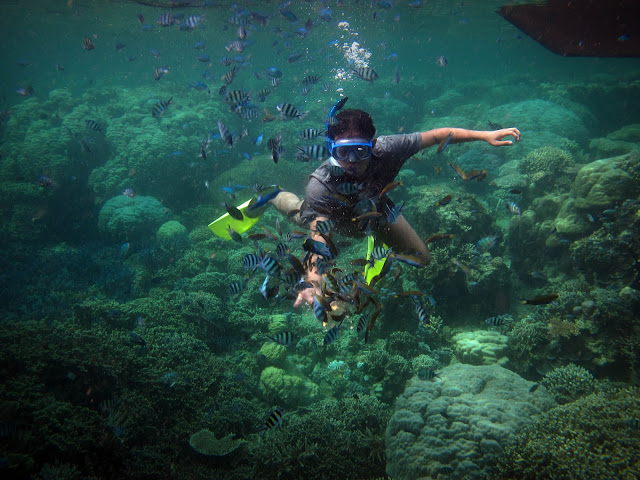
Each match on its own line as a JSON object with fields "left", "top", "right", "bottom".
{"left": 385, "top": 363, "right": 556, "bottom": 480}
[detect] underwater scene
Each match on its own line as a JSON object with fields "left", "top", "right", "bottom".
{"left": 1, "top": 0, "right": 640, "bottom": 478}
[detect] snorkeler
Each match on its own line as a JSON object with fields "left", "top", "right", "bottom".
{"left": 270, "top": 98, "right": 520, "bottom": 307}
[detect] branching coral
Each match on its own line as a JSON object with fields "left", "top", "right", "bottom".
{"left": 541, "top": 363, "right": 599, "bottom": 405}
{"left": 519, "top": 146, "right": 575, "bottom": 177}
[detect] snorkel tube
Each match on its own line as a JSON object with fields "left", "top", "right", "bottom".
{"left": 326, "top": 96, "right": 348, "bottom": 152}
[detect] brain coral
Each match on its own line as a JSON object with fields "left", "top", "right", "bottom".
{"left": 98, "top": 194, "right": 167, "bottom": 242}
{"left": 386, "top": 363, "right": 556, "bottom": 480}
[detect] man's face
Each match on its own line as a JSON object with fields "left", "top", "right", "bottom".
{"left": 332, "top": 135, "right": 373, "bottom": 176}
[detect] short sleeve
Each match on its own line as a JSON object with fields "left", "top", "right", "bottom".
{"left": 373, "top": 132, "right": 422, "bottom": 163}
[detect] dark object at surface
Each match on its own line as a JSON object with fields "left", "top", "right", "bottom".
{"left": 497, "top": 0, "right": 640, "bottom": 57}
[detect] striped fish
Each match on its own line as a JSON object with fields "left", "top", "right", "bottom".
{"left": 229, "top": 11, "right": 251, "bottom": 25}
{"left": 485, "top": 314, "right": 512, "bottom": 326}
{"left": 412, "top": 297, "right": 430, "bottom": 325}
{"left": 257, "top": 88, "right": 271, "bottom": 102}
{"left": 268, "top": 331, "right": 296, "bottom": 346}
{"left": 418, "top": 369, "right": 439, "bottom": 381}
{"left": 299, "top": 128, "right": 325, "bottom": 139}
{"left": 225, "top": 40, "right": 244, "bottom": 53}
{"left": 225, "top": 89, "right": 250, "bottom": 105}
{"left": 237, "top": 25, "right": 247, "bottom": 40}
{"left": 277, "top": 103, "right": 308, "bottom": 119}
{"left": 297, "top": 145, "right": 329, "bottom": 160}
{"left": 323, "top": 322, "right": 341, "bottom": 345}
{"left": 371, "top": 246, "right": 388, "bottom": 260}
{"left": 261, "top": 408, "right": 284, "bottom": 433}
{"left": 275, "top": 242, "right": 289, "bottom": 258}
{"left": 85, "top": 120, "right": 101, "bottom": 131}
{"left": 222, "top": 66, "right": 237, "bottom": 85}
{"left": 153, "top": 65, "right": 169, "bottom": 81}
{"left": 228, "top": 281, "right": 246, "bottom": 297}
{"left": 270, "top": 77, "right": 282, "bottom": 88}
{"left": 240, "top": 108, "right": 260, "bottom": 121}
{"left": 353, "top": 67, "right": 378, "bottom": 82}
{"left": 157, "top": 13, "right": 175, "bottom": 26}
{"left": 152, "top": 97, "right": 172, "bottom": 118}
{"left": 337, "top": 182, "right": 361, "bottom": 195}
{"left": 184, "top": 14, "right": 204, "bottom": 29}
{"left": 313, "top": 295, "right": 328, "bottom": 323}
{"left": 356, "top": 314, "right": 368, "bottom": 333}
{"left": 260, "top": 255, "right": 281, "bottom": 277}
{"left": 314, "top": 220, "right": 334, "bottom": 235}
{"left": 329, "top": 165, "right": 345, "bottom": 176}
{"left": 302, "top": 75, "right": 322, "bottom": 85}
{"left": 83, "top": 37, "right": 95, "bottom": 50}
{"left": 218, "top": 119, "right": 233, "bottom": 146}
{"left": 243, "top": 253, "right": 262, "bottom": 270}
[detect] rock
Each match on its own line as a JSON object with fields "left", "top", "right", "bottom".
{"left": 386, "top": 364, "right": 556, "bottom": 480}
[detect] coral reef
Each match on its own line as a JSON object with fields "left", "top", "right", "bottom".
{"left": 541, "top": 363, "right": 599, "bottom": 405}
{"left": 452, "top": 330, "right": 510, "bottom": 365}
{"left": 98, "top": 194, "right": 167, "bottom": 242}
{"left": 519, "top": 146, "right": 577, "bottom": 194}
{"left": 493, "top": 387, "right": 640, "bottom": 479}
{"left": 386, "top": 363, "right": 556, "bottom": 480}
{"left": 259, "top": 366, "right": 320, "bottom": 406}
{"left": 189, "top": 430, "right": 244, "bottom": 456}
{"left": 251, "top": 395, "right": 391, "bottom": 480}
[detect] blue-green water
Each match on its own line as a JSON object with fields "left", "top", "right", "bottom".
{"left": 1, "top": 1, "right": 639, "bottom": 479}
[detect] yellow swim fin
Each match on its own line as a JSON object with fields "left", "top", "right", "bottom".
{"left": 363, "top": 236, "right": 389, "bottom": 285}
{"left": 208, "top": 199, "right": 261, "bottom": 240}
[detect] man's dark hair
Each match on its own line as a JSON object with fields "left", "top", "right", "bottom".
{"left": 327, "top": 109, "right": 376, "bottom": 140}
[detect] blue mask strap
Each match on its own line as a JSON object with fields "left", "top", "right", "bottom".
{"left": 326, "top": 96, "right": 349, "bottom": 151}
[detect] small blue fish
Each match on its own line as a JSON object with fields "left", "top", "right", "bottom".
{"left": 437, "top": 132, "right": 453, "bottom": 154}
{"left": 119, "top": 242, "right": 130, "bottom": 258}
{"left": 168, "top": 151, "right": 183, "bottom": 157}
{"left": 385, "top": 53, "right": 398, "bottom": 60}
{"left": 254, "top": 134, "right": 264, "bottom": 146}
{"left": 247, "top": 185, "right": 282, "bottom": 211}
{"left": 190, "top": 81, "right": 210, "bottom": 92}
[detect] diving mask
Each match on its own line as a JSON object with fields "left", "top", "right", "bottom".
{"left": 329, "top": 138, "right": 373, "bottom": 163}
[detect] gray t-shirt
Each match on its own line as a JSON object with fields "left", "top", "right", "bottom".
{"left": 300, "top": 132, "right": 422, "bottom": 237}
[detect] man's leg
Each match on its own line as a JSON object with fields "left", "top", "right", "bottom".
{"left": 376, "top": 215, "right": 431, "bottom": 264}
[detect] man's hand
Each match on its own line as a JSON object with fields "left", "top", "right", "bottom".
{"left": 486, "top": 127, "right": 520, "bottom": 146}
{"left": 293, "top": 286, "right": 316, "bottom": 308}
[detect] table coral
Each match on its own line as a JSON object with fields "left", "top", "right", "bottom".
{"left": 189, "top": 429, "right": 244, "bottom": 456}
